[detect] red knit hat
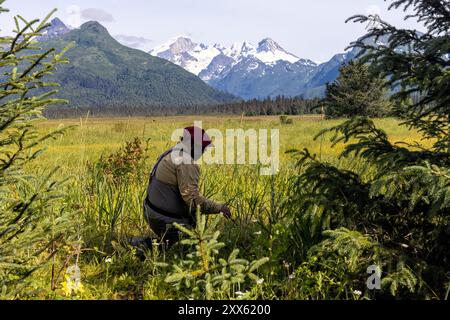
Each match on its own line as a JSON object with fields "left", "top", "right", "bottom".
{"left": 183, "top": 126, "right": 213, "bottom": 148}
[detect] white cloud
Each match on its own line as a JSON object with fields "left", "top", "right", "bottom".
{"left": 81, "top": 8, "right": 114, "bottom": 23}
{"left": 114, "top": 34, "right": 153, "bottom": 51}
{"left": 66, "top": 5, "right": 81, "bottom": 27}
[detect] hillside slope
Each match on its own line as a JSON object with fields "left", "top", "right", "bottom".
{"left": 41, "top": 21, "right": 235, "bottom": 108}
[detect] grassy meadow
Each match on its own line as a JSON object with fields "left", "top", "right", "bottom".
{"left": 35, "top": 115, "right": 422, "bottom": 172}
{"left": 23, "top": 115, "right": 427, "bottom": 300}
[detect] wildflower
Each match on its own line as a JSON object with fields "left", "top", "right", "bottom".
{"left": 105, "top": 257, "right": 112, "bottom": 264}
{"left": 256, "top": 278, "right": 264, "bottom": 285}
{"left": 235, "top": 291, "right": 244, "bottom": 297}
{"left": 353, "top": 290, "right": 362, "bottom": 296}
{"left": 62, "top": 274, "right": 84, "bottom": 296}
{"left": 254, "top": 231, "right": 262, "bottom": 235}
{"left": 289, "top": 274, "right": 296, "bottom": 280}
{"left": 62, "top": 265, "right": 83, "bottom": 296}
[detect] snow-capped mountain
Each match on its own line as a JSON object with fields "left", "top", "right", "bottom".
{"left": 254, "top": 38, "right": 300, "bottom": 64}
{"left": 36, "top": 19, "right": 393, "bottom": 101}
{"left": 149, "top": 37, "right": 305, "bottom": 80}
{"left": 150, "top": 37, "right": 222, "bottom": 75}
{"left": 150, "top": 34, "right": 391, "bottom": 100}
{"left": 150, "top": 36, "right": 322, "bottom": 99}
{"left": 37, "top": 18, "right": 71, "bottom": 41}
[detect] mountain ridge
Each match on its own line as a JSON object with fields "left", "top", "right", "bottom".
{"left": 149, "top": 35, "right": 352, "bottom": 99}
{"left": 37, "top": 17, "right": 72, "bottom": 41}
{"left": 38, "top": 20, "right": 236, "bottom": 108}
{"left": 150, "top": 32, "right": 393, "bottom": 99}
{"left": 39, "top": 17, "right": 389, "bottom": 102}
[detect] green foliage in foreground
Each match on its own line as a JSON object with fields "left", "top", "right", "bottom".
{"left": 163, "top": 209, "right": 269, "bottom": 300}
{"left": 1, "top": 0, "right": 449, "bottom": 300}
{"left": 0, "top": 4, "right": 75, "bottom": 298}
{"left": 20, "top": 130, "right": 441, "bottom": 300}
{"left": 288, "top": 0, "right": 450, "bottom": 299}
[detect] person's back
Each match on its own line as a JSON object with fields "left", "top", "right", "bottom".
{"left": 140, "top": 126, "right": 231, "bottom": 248}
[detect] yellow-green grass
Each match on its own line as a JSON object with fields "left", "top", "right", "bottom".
{"left": 23, "top": 115, "right": 430, "bottom": 299}
{"left": 34, "top": 115, "right": 427, "bottom": 175}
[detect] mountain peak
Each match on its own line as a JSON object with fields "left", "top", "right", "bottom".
{"left": 253, "top": 38, "right": 299, "bottom": 64}
{"left": 150, "top": 36, "right": 197, "bottom": 56}
{"left": 37, "top": 17, "right": 71, "bottom": 41}
{"left": 79, "top": 21, "right": 110, "bottom": 35}
{"left": 150, "top": 36, "right": 301, "bottom": 77}
{"left": 50, "top": 17, "right": 66, "bottom": 28}
{"left": 227, "top": 41, "right": 256, "bottom": 57}
{"left": 257, "top": 38, "right": 283, "bottom": 53}
{"left": 170, "top": 36, "right": 196, "bottom": 53}
{"left": 64, "top": 21, "right": 121, "bottom": 49}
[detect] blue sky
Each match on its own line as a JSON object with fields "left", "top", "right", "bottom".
{"left": 0, "top": 0, "right": 423, "bottom": 62}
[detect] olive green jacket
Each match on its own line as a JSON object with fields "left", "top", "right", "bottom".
{"left": 154, "top": 149, "right": 223, "bottom": 214}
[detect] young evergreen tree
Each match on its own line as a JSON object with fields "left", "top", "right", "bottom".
{"left": 291, "top": 0, "right": 449, "bottom": 298}
{"left": 323, "top": 60, "right": 391, "bottom": 118}
{"left": 350, "top": 0, "right": 450, "bottom": 151}
{"left": 0, "top": 2, "right": 74, "bottom": 297}
{"left": 163, "top": 208, "right": 269, "bottom": 300}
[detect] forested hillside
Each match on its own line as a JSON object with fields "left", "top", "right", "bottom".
{"left": 40, "top": 21, "right": 235, "bottom": 109}
{"left": 45, "top": 96, "right": 320, "bottom": 118}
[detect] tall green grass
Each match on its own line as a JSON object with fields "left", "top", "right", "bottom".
{"left": 24, "top": 116, "right": 426, "bottom": 299}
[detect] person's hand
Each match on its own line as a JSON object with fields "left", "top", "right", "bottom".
{"left": 220, "top": 205, "right": 232, "bottom": 219}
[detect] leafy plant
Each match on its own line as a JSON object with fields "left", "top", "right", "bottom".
{"left": 290, "top": 0, "right": 450, "bottom": 299}
{"left": 164, "top": 208, "right": 269, "bottom": 300}
{"left": 94, "top": 137, "right": 149, "bottom": 184}
{"left": 280, "top": 115, "right": 294, "bottom": 125}
{"left": 0, "top": 3, "right": 74, "bottom": 297}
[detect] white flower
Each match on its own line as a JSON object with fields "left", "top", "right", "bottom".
{"left": 256, "top": 278, "right": 264, "bottom": 285}
{"left": 353, "top": 290, "right": 362, "bottom": 296}
{"left": 254, "top": 231, "right": 262, "bottom": 235}
{"left": 105, "top": 257, "right": 112, "bottom": 264}
{"left": 289, "top": 274, "right": 296, "bottom": 280}
{"left": 235, "top": 291, "right": 244, "bottom": 297}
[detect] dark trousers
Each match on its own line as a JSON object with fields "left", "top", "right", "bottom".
{"left": 143, "top": 205, "right": 192, "bottom": 247}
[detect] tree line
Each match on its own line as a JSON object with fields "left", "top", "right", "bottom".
{"left": 44, "top": 57, "right": 400, "bottom": 119}
{"left": 44, "top": 96, "right": 322, "bottom": 118}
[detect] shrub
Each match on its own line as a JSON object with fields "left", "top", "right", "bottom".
{"left": 163, "top": 208, "right": 269, "bottom": 300}
{"left": 280, "top": 115, "right": 294, "bottom": 125}
{"left": 0, "top": 4, "right": 75, "bottom": 297}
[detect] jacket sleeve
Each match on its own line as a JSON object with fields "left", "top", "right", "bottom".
{"left": 176, "top": 163, "right": 223, "bottom": 214}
